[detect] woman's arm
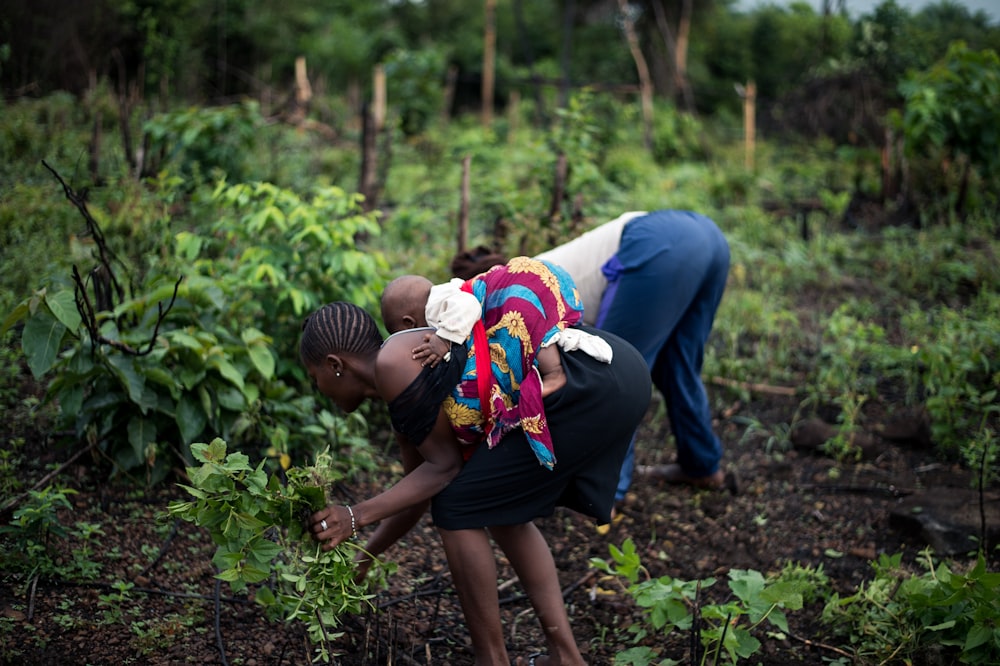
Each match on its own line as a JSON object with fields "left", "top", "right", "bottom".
{"left": 348, "top": 432, "right": 429, "bottom": 575}
{"left": 311, "top": 331, "right": 464, "bottom": 550}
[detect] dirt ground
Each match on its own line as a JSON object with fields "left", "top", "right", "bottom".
{"left": 1, "top": 373, "right": 983, "bottom": 666}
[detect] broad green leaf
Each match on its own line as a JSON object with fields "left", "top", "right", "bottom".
{"left": 1, "top": 301, "right": 30, "bottom": 337}
{"left": 191, "top": 437, "right": 228, "bottom": 464}
{"left": 175, "top": 231, "right": 204, "bottom": 262}
{"left": 964, "top": 624, "right": 992, "bottom": 651}
{"left": 216, "top": 384, "right": 246, "bottom": 412}
{"left": 169, "top": 330, "right": 205, "bottom": 351}
{"left": 56, "top": 383, "right": 85, "bottom": 418}
{"left": 248, "top": 539, "right": 283, "bottom": 563}
{"left": 240, "top": 564, "right": 270, "bottom": 584}
{"left": 215, "top": 567, "right": 242, "bottom": 582}
{"left": 212, "top": 357, "right": 245, "bottom": 390}
{"left": 142, "top": 366, "right": 182, "bottom": 397}
{"left": 107, "top": 353, "right": 146, "bottom": 405}
{"left": 22, "top": 309, "right": 67, "bottom": 378}
{"left": 177, "top": 393, "right": 208, "bottom": 444}
{"left": 46, "top": 290, "right": 82, "bottom": 331}
{"left": 127, "top": 416, "right": 157, "bottom": 462}
{"left": 247, "top": 344, "right": 275, "bottom": 379}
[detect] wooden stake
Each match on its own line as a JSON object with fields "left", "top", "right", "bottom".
{"left": 744, "top": 80, "right": 756, "bottom": 170}
{"left": 373, "top": 64, "right": 386, "bottom": 132}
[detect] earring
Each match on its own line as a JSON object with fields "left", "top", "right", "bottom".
{"left": 336, "top": 372, "right": 341, "bottom": 377}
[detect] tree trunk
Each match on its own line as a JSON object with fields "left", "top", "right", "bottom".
{"left": 458, "top": 155, "right": 471, "bottom": 254}
{"left": 676, "top": 0, "right": 692, "bottom": 93}
{"left": 617, "top": 0, "right": 654, "bottom": 151}
{"left": 482, "top": 0, "right": 496, "bottom": 126}
{"left": 559, "top": 0, "right": 575, "bottom": 109}
{"left": 651, "top": 0, "right": 696, "bottom": 113}
{"left": 89, "top": 111, "right": 101, "bottom": 185}
{"left": 513, "top": 0, "right": 547, "bottom": 127}
{"left": 442, "top": 64, "right": 458, "bottom": 123}
{"left": 547, "top": 152, "right": 568, "bottom": 246}
{"left": 359, "top": 101, "right": 378, "bottom": 212}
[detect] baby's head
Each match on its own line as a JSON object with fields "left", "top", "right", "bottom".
{"left": 381, "top": 275, "right": 434, "bottom": 333}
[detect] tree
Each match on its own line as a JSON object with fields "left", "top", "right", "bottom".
{"left": 899, "top": 42, "right": 1000, "bottom": 219}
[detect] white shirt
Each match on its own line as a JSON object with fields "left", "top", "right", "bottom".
{"left": 536, "top": 211, "right": 646, "bottom": 325}
{"left": 424, "top": 278, "right": 481, "bottom": 344}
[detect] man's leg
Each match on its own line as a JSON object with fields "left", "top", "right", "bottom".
{"left": 650, "top": 224, "right": 729, "bottom": 480}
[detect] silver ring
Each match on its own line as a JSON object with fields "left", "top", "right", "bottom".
{"left": 320, "top": 519, "right": 328, "bottom": 530}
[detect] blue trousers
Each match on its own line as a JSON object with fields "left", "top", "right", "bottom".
{"left": 593, "top": 211, "right": 730, "bottom": 500}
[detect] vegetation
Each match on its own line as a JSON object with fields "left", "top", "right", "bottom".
{"left": 1, "top": 0, "right": 998, "bottom": 663}
{"left": 167, "top": 438, "right": 392, "bottom": 663}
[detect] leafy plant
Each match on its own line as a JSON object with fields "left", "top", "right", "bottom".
{"left": 167, "top": 438, "right": 391, "bottom": 663}
{"left": 143, "top": 101, "right": 262, "bottom": 182}
{"left": 807, "top": 304, "right": 886, "bottom": 460}
{"left": 384, "top": 47, "right": 448, "bottom": 137}
{"left": 189, "top": 179, "right": 388, "bottom": 377}
{"left": 898, "top": 42, "right": 1000, "bottom": 219}
{"left": 0, "top": 485, "right": 104, "bottom": 585}
{"left": 591, "top": 538, "right": 811, "bottom": 665}
{"left": 2, "top": 170, "right": 384, "bottom": 482}
{"left": 822, "top": 550, "right": 1000, "bottom": 665}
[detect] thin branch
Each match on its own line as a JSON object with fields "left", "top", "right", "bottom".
{"left": 0, "top": 444, "right": 93, "bottom": 517}
{"left": 27, "top": 574, "right": 40, "bottom": 621}
{"left": 137, "top": 518, "right": 181, "bottom": 579}
{"left": 710, "top": 375, "right": 797, "bottom": 396}
{"left": 786, "top": 631, "right": 855, "bottom": 659}
{"left": 43, "top": 160, "right": 127, "bottom": 307}
{"left": 215, "top": 576, "right": 230, "bottom": 666}
{"left": 71, "top": 268, "right": 182, "bottom": 356}
{"left": 47, "top": 580, "right": 252, "bottom": 605}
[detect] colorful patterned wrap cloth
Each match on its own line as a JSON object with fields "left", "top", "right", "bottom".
{"left": 443, "top": 256, "right": 583, "bottom": 469}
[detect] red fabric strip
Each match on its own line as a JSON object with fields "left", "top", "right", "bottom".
{"left": 461, "top": 280, "right": 492, "bottom": 423}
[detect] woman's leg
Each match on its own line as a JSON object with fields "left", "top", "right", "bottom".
{"left": 489, "top": 522, "right": 585, "bottom": 666}
{"left": 438, "top": 527, "right": 510, "bottom": 665}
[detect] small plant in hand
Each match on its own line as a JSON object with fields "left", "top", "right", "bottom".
{"left": 168, "top": 438, "right": 392, "bottom": 663}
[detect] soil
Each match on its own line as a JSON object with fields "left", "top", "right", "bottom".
{"left": 2, "top": 370, "right": 988, "bottom": 666}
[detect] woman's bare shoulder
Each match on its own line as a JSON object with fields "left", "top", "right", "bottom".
{"left": 375, "top": 329, "right": 426, "bottom": 401}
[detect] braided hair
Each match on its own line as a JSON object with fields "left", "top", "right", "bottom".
{"left": 300, "top": 302, "right": 383, "bottom": 366}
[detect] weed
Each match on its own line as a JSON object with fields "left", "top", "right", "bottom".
{"left": 592, "top": 538, "right": 812, "bottom": 665}
{"left": 822, "top": 550, "right": 1000, "bottom": 664}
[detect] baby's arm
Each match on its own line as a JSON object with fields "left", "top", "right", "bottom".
{"left": 535, "top": 345, "right": 566, "bottom": 397}
{"left": 415, "top": 279, "right": 482, "bottom": 367}
{"left": 412, "top": 333, "right": 454, "bottom": 367}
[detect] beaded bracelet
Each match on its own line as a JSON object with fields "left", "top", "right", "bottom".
{"left": 344, "top": 504, "right": 358, "bottom": 540}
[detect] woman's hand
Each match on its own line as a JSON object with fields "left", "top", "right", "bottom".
{"left": 310, "top": 505, "right": 356, "bottom": 550}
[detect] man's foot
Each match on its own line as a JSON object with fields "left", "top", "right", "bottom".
{"left": 638, "top": 463, "right": 738, "bottom": 493}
